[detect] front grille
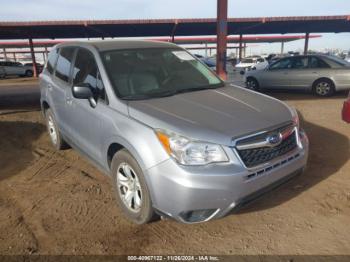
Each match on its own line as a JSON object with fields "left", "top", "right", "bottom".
{"left": 236, "top": 131, "right": 297, "bottom": 168}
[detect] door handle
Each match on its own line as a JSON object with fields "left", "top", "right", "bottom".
{"left": 66, "top": 97, "right": 73, "bottom": 105}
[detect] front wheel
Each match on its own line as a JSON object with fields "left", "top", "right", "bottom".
{"left": 246, "top": 77, "right": 260, "bottom": 91}
{"left": 312, "top": 79, "right": 335, "bottom": 97}
{"left": 25, "top": 70, "right": 33, "bottom": 77}
{"left": 111, "top": 149, "right": 158, "bottom": 224}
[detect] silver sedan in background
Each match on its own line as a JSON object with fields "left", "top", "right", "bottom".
{"left": 245, "top": 55, "right": 350, "bottom": 96}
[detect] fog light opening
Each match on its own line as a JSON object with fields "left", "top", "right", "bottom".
{"left": 179, "top": 209, "right": 219, "bottom": 223}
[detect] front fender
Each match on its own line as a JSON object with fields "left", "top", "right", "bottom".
{"left": 102, "top": 118, "right": 170, "bottom": 174}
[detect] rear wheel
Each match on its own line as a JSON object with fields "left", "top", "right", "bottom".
{"left": 312, "top": 79, "right": 335, "bottom": 97}
{"left": 111, "top": 149, "right": 158, "bottom": 224}
{"left": 246, "top": 77, "right": 260, "bottom": 91}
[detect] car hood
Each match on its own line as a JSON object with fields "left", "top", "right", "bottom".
{"left": 128, "top": 85, "right": 293, "bottom": 146}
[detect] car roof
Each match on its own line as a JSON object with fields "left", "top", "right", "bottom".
{"left": 56, "top": 39, "right": 180, "bottom": 52}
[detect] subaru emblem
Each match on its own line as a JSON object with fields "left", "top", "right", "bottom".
{"left": 266, "top": 133, "right": 282, "bottom": 146}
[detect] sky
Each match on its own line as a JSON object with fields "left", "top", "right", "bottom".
{"left": 0, "top": 0, "right": 350, "bottom": 55}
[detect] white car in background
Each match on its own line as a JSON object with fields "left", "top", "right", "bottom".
{"left": 235, "top": 56, "right": 269, "bottom": 74}
{"left": 0, "top": 61, "right": 34, "bottom": 78}
{"left": 345, "top": 55, "right": 350, "bottom": 63}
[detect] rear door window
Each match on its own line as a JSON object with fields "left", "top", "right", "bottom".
{"left": 309, "top": 57, "right": 330, "bottom": 69}
{"left": 55, "top": 47, "right": 75, "bottom": 83}
{"left": 291, "top": 57, "right": 308, "bottom": 69}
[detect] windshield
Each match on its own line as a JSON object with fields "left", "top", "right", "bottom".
{"left": 241, "top": 58, "right": 254, "bottom": 63}
{"left": 101, "top": 48, "right": 223, "bottom": 100}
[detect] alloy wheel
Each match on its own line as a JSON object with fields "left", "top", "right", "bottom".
{"left": 315, "top": 82, "right": 331, "bottom": 96}
{"left": 116, "top": 163, "right": 142, "bottom": 213}
{"left": 48, "top": 116, "right": 58, "bottom": 145}
{"left": 247, "top": 79, "right": 258, "bottom": 90}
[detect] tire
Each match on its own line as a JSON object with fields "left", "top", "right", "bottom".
{"left": 25, "top": 70, "right": 33, "bottom": 77}
{"left": 246, "top": 77, "right": 260, "bottom": 91}
{"left": 45, "top": 109, "right": 68, "bottom": 150}
{"left": 111, "top": 149, "right": 158, "bottom": 224}
{"left": 312, "top": 79, "right": 335, "bottom": 97}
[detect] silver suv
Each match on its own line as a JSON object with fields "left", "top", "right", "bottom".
{"left": 40, "top": 40, "right": 309, "bottom": 224}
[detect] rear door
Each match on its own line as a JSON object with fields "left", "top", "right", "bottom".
{"left": 50, "top": 47, "right": 76, "bottom": 135}
{"left": 64, "top": 47, "right": 109, "bottom": 162}
{"left": 259, "top": 57, "right": 293, "bottom": 88}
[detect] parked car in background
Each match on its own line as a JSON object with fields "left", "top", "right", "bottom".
{"left": 24, "top": 62, "right": 44, "bottom": 73}
{"left": 0, "top": 66, "right": 5, "bottom": 78}
{"left": 235, "top": 56, "right": 269, "bottom": 74}
{"left": 342, "top": 91, "right": 350, "bottom": 123}
{"left": 40, "top": 40, "right": 309, "bottom": 224}
{"left": 200, "top": 57, "right": 216, "bottom": 70}
{"left": 245, "top": 55, "right": 350, "bottom": 96}
{"left": 0, "top": 61, "right": 33, "bottom": 77}
{"left": 344, "top": 54, "right": 350, "bottom": 63}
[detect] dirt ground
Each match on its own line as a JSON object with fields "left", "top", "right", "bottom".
{"left": 0, "top": 78, "right": 350, "bottom": 255}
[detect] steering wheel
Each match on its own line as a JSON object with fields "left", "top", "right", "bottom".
{"left": 161, "top": 73, "right": 177, "bottom": 86}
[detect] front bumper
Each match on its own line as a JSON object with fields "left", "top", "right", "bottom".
{"left": 145, "top": 131, "right": 309, "bottom": 223}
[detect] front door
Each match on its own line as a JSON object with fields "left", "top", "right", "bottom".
{"left": 64, "top": 47, "right": 109, "bottom": 163}
{"left": 285, "top": 56, "right": 314, "bottom": 89}
{"left": 260, "top": 57, "right": 293, "bottom": 89}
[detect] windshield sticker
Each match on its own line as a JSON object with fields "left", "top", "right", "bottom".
{"left": 172, "top": 51, "right": 195, "bottom": 61}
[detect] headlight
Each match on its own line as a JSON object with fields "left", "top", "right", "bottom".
{"left": 290, "top": 107, "right": 300, "bottom": 129}
{"left": 156, "top": 130, "right": 229, "bottom": 166}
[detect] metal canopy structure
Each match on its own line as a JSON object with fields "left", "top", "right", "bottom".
{"left": 0, "top": 14, "right": 348, "bottom": 78}
{"left": 0, "top": 15, "right": 349, "bottom": 40}
{"left": 0, "top": 35, "right": 321, "bottom": 48}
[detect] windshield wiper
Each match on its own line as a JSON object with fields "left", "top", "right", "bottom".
{"left": 173, "top": 84, "right": 223, "bottom": 95}
{"left": 122, "top": 84, "right": 224, "bottom": 100}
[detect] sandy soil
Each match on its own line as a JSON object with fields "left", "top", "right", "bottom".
{"left": 0, "top": 80, "right": 350, "bottom": 255}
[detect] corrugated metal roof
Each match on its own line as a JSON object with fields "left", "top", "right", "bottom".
{"left": 0, "top": 15, "right": 348, "bottom": 40}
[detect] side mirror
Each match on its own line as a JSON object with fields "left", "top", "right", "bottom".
{"left": 72, "top": 84, "right": 97, "bottom": 108}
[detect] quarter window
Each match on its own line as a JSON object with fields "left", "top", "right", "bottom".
{"left": 55, "top": 47, "right": 75, "bottom": 82}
